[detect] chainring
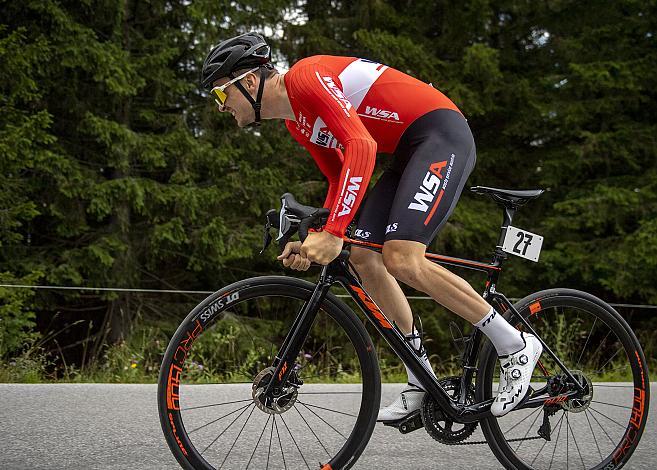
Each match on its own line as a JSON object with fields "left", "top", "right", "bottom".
{"left": 421, "top": 376, "right": 478, "bottom": 445}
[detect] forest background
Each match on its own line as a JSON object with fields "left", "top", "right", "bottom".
{"left": 1, "top": 0, "right": 656, "bottom": 382}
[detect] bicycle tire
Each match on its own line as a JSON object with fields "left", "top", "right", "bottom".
{"left": 157, "top": 275, "right": 381, "bottom": 470}
{"left": 476, "top": 288, "right": 649, "bottom": 469}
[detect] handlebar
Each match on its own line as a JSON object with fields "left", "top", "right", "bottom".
{"left": 261, "top": 193, "right": 350, "bottom": 262}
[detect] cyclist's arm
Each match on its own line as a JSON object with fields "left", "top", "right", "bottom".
{"left": 286, "top": 63, "right": 377, "bottom": 238}
{"left": 285, "top": 120, "right": 343, "bottom": 210}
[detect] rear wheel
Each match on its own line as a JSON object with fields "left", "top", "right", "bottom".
{"left": 158, "top": 276, "right": 381, "bottom": 470}
{"left": 477, "top": 289, "right": 649, "bottom": 469}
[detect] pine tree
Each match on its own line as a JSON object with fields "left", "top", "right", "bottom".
{"left": 0, "top": 0, "right": 294, "bottom": 360}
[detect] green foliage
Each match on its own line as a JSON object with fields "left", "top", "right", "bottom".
{"left": 0, "top": 272, "right": 41, "bottom": 358}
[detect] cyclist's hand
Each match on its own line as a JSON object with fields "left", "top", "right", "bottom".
{"left": 277, "top": 241, "right": 311, "bottom": 271}
{"left": 300, "top": 231, "right": 343, "bottom": 265}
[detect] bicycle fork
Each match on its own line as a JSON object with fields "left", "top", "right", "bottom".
{"left": 264, "top": 269, "right": 333, "bottom": 398}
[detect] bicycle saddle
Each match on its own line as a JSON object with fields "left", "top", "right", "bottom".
{"left": 470, "top": 186, "right": 544, "bottom": 209}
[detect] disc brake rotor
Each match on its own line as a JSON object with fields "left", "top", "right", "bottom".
{"left": 251, "top": 366, "right": 298, "bottom": 414}
{"left": 561, "top": 370, "right": 593, "bottom": 413}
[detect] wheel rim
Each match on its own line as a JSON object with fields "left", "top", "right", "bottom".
{"left": 483, "top": 298, "right": 647, "bottom": 469}
{"left": 161, "top": 287, "right": 375, "bottom": 469}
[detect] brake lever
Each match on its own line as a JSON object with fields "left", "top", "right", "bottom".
{"left": 260, "top": 209, "right": 279, "bottom": 254}
{"left": 260, "top": 226, "right": 272, "bottom": 254}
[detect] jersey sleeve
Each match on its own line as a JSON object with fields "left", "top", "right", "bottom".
{"left": 286, "top": 63, "right": 377, "bottom": 237}
{"left": 285, "top": 120, "right": 343, "bottom": 210}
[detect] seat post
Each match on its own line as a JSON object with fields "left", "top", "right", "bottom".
{"left": 492, "top": 206, "right": 516, "bottom": 265}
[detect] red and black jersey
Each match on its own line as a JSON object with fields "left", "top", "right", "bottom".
{"left": 284, "top": 55, "right": 461, "bottom": 237}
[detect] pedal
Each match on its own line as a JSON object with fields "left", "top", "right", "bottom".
{"left": 382, "top": 410, "right": 424, "bottom": 434}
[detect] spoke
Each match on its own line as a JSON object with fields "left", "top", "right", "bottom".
{"left": 225, "top": 311, "right": 281, "bottom": 348}
{"left": 267, "top": 415, "right": 274, "bottom": 470}
{"left": 588, "top": 406, "right": 626, "bottom": 429}
{"left": 298, "top": 391, "right": 362, "bottom": 395}
{"left": 299, "top": 402, "right": 348, "bottom": 439}
{"left": 274, "top": 416, "right": 287, "bottom": 470}
{"left": 280, "top": 414, "right": 311, "bottom": 470}
{"left": 585, "top": 410, "right": 603, "bottom": 460}
{"left": 294, "top": 406, "right": 330, "bottom": 457}
{"left": 589, "top": 363, "right": 631, "bottom": 378}
{"left": 530, "top": 411, "right": 567, "bottom": 467}
{"left": 587, "top": 330, "right": 612, "bottom": 369}
{"left": 566, "top": 412, "right": 569, "bottom": 470}
{"left": 182, "top": 398, "right": 254, "bottom": 411}
{"left": 566, "top": 412, "right": 586, "bottom": 469}
{"left": 295, "top": 341, "right": 327, "bottom": 373}
{"left": 200, "top": 403, "right": 254, "bottom": 455}
{"left": 548, "top": 411, "right": 566, "bottom": 470}
{"left": 504, "top": 407, "right": 542, "bottom": 436}
{"left": 576, "top": 318, "right": 597, "bottom": 369}
{"left": 587, "top": 408, "right": 616, "bottom": 445}
{"left": 246, "top": 414, "right": 272, "bottom": 469}
{"left": 531, "top": 437, "right": 550, "bottom": 467}
{"left": 559, "top": 306, "right": 576, "bottom": 366}
{"left": 218, "top": 404, "right": 257, "bottom": 469}
{"left": 592, "top": 348, "right": 622, "bottom": 376}
{"left": 590, "top": 400, "right": 632, "bottom": 410}
{"left": 297, "top": 401, "right": 358, "bottom": 418}
{"left": 515, "top": 408, "right": 544, "bottom": 452}
{"left": 189, "top": 402, "right": 251, "bottom": 434}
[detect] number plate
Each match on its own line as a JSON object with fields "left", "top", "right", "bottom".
{"left": 502, "top": 226, "right": 543, "bottom": 262}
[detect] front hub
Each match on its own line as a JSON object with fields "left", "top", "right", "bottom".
{"left": 252, "top": 366, "right": 299, "bottom": 414}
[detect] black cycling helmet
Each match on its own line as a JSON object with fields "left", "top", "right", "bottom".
{"left": 201, "top": 32, "right": 274, "bottom": 126}
{"left": 201, "top": 32, "right": 272, "bottom": 89}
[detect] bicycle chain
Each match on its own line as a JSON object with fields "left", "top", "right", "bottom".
{"left": 446, "top": 435, "right": 545, "bottom": 446}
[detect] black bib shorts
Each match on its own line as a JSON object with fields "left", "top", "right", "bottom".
{"left": 352, "top": 108, "right": 476, "bottom": 246}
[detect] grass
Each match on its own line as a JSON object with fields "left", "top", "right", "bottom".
{"left": 1, "top": 316, "right": 652, "bottom": 385}
{"left": 1, "top": 345, "right": 647, "bottom": 385}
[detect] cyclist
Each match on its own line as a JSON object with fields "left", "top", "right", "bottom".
{"left": 201, "top": 32, "right": 543, "bottom": 420}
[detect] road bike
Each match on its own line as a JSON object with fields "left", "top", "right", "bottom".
{"left": 158, "top": 186, "right": 649, "bottom": 469}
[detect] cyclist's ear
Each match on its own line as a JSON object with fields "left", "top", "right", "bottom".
{"left": 244, "top": 70, "right": 259, "bottom": 91}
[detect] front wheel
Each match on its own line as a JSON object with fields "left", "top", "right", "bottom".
{"left": 158, "top": 276, "right": 381, "bottom": 470}
{"left": 476, "top": 288, "right": 649, "bottom": 469}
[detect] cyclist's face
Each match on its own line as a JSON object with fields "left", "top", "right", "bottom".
{"left": 213, "top": 72, "right": 258, "bottom": 128}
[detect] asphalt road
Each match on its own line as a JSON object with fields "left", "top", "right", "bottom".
{"left": 2, "top": 383, "right": 655, "bottom": 469}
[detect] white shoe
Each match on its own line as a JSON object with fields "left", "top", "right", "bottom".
{"left": 377, "top": 385, "right": 425, "bottom": 422}
{"left": 491, "top": 333, "right": 543, "bottom": 417}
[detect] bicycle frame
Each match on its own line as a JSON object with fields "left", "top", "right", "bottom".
{"left": 265, "top": 207, "right": 585, "bottom": 424}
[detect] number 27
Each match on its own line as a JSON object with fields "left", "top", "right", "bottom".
{"left": 513, "top": 232, "right": 533, "bottom": 256}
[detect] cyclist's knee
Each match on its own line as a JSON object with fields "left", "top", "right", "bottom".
{"left": 350, "top": 246, "right": 384, "bottom": 274}
{"left": 382, "top": 243, "right": 424, "bottom": 285}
